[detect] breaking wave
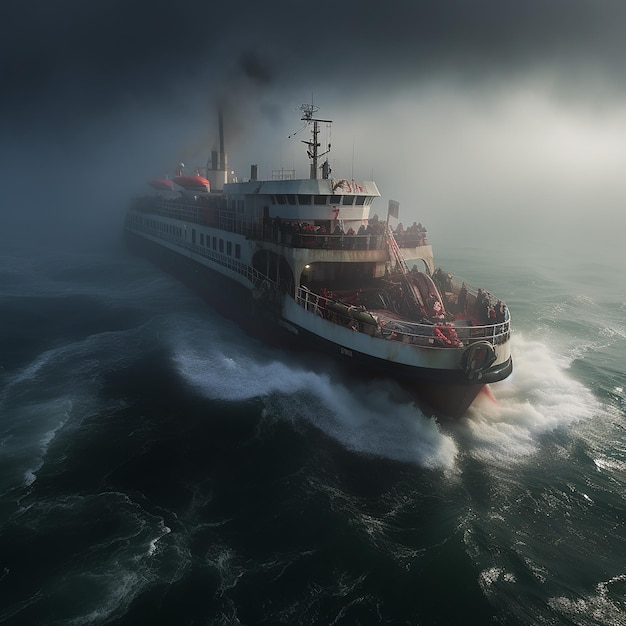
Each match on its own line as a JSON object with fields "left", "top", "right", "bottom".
{"left": 171, "top": 326, "right": 458, "bottom": 469}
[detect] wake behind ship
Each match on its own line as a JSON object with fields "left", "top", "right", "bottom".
{"left": 125, "top": 105, "right": 512, "bottom": 417}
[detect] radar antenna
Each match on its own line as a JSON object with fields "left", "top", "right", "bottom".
{"left": 292, "top": 104, "right": 332, "bottom": 180}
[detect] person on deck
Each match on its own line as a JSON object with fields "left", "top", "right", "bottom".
{"left": 458, "top": 282, "right": 468, "bottom": 315}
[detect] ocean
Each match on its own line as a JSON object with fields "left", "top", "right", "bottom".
{"left": 0, "top": 229, "right": 624, "bottom": 625}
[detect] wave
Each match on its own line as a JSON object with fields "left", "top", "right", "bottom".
{"left": 169, "top": 318, "right": 614, "bottom": 471}
{"left": 548, "top": 573, "right": 626, "bottom": 626}
{"left": 452, "top": 332, "right": 604, "bottom": 463}
{"left": 171, "top": 325, "right": 458, "bottom": 470}
{"left": 0, "top": 319, "right": 161, "bottom": 492}
{"left": 2, "top": 492, "right": 182, "bottom": 626}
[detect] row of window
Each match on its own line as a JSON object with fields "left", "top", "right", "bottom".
{"left": 272, "top": 194, "right": 372, "bottom": 207}
{"left": 130, "top": 215, "right": 184, "bottom": 238}
{"left": 196, "top": 230, "right": 241, "bottom": 259}
{"left": 129, "top": 214, "right": 241, "bottom": 261}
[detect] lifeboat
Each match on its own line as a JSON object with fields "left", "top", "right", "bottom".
{"left": 173, "top": 175, "right": 210, "bottom": 192}
{"left": 148, "top": 178, "right": 174, "bottom": 191}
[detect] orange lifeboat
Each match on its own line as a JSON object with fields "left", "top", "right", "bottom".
{"left": 173, "top": 175, "right": 210, "bottom": 192}
{"left": 148, "top": 178, "right": 174, "bottom": 191}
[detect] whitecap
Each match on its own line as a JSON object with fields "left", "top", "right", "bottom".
{"left": 453, "top": 332, "right": 602, "bottom": 463}
{"left": 548, "top": 574, "right": 626, "bottom": 626}
{"left": 172, "top": 340, "right": 458, "bottom": 470}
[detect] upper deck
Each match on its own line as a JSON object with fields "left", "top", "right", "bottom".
{"left": 224, "top": 177, "right": 380, "bottom": 197}
{"left": 223, "top": 177, "right": 381, "bottom": 224}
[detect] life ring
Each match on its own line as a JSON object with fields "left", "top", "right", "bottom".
{"left": 461, "top": 341, "right": 497, "bottom": 381}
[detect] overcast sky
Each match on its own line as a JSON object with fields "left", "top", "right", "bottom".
{"left": 2, "top": 0, "right": 626, "bottom": 256}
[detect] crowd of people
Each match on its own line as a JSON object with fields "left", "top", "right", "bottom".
{"left": 261, "top": 214, "right": 430, "bottom": 250}
{"left": 394, "top": 221, "right": 428, "bottom": 246}
{"left": 476, "top": 288, "right": 508, "bottom": 326}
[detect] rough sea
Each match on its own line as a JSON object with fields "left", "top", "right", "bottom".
{"left": 0, "top": 227, "right": 624, "bottom": 625}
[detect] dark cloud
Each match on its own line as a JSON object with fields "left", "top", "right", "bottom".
{"left": 2, "top": 0, "right": 626, "bottom": 248}
{"left": 4, "top": 0, "right": 626, "bottom": 129}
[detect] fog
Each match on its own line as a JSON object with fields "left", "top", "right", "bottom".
{"left": 2, "top": 1, "right": 626, "bottom": 263}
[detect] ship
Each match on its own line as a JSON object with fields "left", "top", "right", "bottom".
{"left": 125, "top": 104, "right": 512, "bottom": 417}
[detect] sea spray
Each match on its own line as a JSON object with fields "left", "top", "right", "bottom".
{"left": 173, "top": 341, "right": 457, "bottom": 469}
{"left": 453, "top": 332, "right": 601, "bottom": 463}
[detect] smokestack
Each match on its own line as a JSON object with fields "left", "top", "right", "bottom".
{"left": 211, "top": 150, "right": 218, "bottom": 170}
{"left": 251, "top": 164, "right": 258, "bottom": 181}
{"left": 218, "top": 108, "right": 227, "bottom": 172}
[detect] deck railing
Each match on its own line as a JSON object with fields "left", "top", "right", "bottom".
{"left": 126, "top": 221, "right": 269, "bottom": 288}
{"left": 130, "top": 197, "right": 428, "bottom": 250}
{"left": 128, "top": 217, "right": 510, "bottom": 349}
{"left": 295, "top": 286, "right": 510, "bottom": 348}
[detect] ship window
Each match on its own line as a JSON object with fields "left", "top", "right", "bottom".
{"left": 276, "top": 195, "right": 286, "bottom": 205}
{"left": 227, "top": 241, "right": 232, "bottom": 256}
{"left": 329, "top": 195, "right": 341, "bottom": 204}
{"left": 235, "top": 244, "right": 241, "bottom": 259}
{"left": 314, "top": 195, "right": 327, "bottom": 205}
{"left": 286, "top": 194, "right": 296, "bottom": 205}
{"left": 342, "top": 196, "right": 354, "bottom": 205}
{"left": 192, "top": 229, "right": 196, "bottom": 244}
{"left": 219, "top": 239, "right": 224, "bottom": 253}
{"left": 212, "top": 237, "right": 217, "bottom": 250}
{"left": 200, "top": 233, "right": 205, "bottom": 246}
{"left": 298, "top": 194, "right": 311, "bottom": 205}
{"left": 355, "top": 196, "right": 366, "bottom": 205}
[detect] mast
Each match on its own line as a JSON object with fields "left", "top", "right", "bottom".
{"left": 299, "top": 104, "right": 332, "bottom": 180}
{"left": 218, "top": 107, "right": 227, "bottom": 173}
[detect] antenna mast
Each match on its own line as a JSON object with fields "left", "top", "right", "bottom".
{"left": 299, "top": 104, "right": 332, "bottom": 180}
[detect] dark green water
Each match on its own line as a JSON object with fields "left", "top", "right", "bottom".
{"left": 0, "top": 237, "right": 624, "bottom": 625}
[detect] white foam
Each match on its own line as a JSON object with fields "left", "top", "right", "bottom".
{"left": 11, "top": 399, "right": 72, "bottom": 488}
{"left": 172, "top": 322, "right": 608, "bottom": 469}
{"left": 147, "top": 525, "right": 171, "bottom": 556}
{"left": 173, "top": 346, "right": 311, "bottom": 401}
{"left": 454, "top": 332, "right": 602, "bottom": 463}
{"left": 548, "top": 573, "right": 626, "bottom": 625}
{"left": 173, "top": 341, "right": 458, "bottom": 469}
{"left": 478, "top": 567, "right": 517, "bottom": 596}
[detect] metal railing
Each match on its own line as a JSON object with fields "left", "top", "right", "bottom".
{"left": 130, "top": 196, "right": 429, "bottom": 250}
{"left": 295, "top": 286, "right": 510, "bottom": 348}
{"left": 128, "top": 217, "right": 510, "bottom": 349}
{"left": 126, "top": 221, "right": 269, "bottom": 288}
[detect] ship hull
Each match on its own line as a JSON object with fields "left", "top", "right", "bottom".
{"left": 125, "top": 231, "right": 511, "bottom": 418}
